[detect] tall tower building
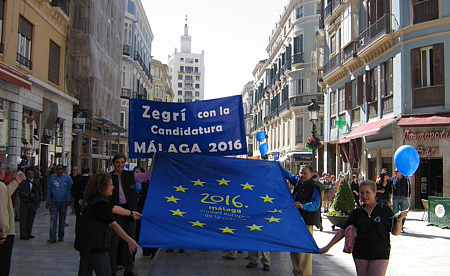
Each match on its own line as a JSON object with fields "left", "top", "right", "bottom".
{"left": 168, "top": 18, "right": 205, "bottom": 102}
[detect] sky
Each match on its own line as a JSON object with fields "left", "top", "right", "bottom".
{"left": 142, "top": 0, "right": 288, "bottom": 99}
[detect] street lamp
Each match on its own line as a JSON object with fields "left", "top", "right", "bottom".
{"left": 307, "top": 99, "right": 321, "bottom": 172}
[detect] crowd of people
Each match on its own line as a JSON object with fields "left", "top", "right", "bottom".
{"left": 0, "top": 155, "right": 412, "bottom": 276}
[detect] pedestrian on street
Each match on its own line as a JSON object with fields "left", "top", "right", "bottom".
{"left": 109, "top": 154, "right": 151, "bottom": 276}
{"left": 71, "top": 166, "right": 91, "bottom": 216}
{"left": 281, "top": 165, "right": 321, "bottom": 276}
{"left": 74, "top": 173, "right": 140, "bottom": 276}
{"left": 320, "top": 180, "right": 408, "bottom": 276}
{"left": 246, "top": 251, "right": 271, "bottom": 271}
{"left": 376, "top": 172, "right": 393, "bottom": 208}
{"left": 351, "top": 174, "right": 361, "bottom": 207}
{"left": 0, "top": 162, "right": 26, "bottom": 276}
{"left": 391, "top": 168, "right": 411, "bottom": 231}
{"left": 17, "top": 167, "right": 42, "bottom": 240}
{"left": 46, "top": 164, "right": 73, "bottom": 243}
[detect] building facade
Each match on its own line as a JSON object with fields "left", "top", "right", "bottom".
{"left": 0, "top": 0, "right": 77, "bottom": 169}
{"left": 250, "top": 0, "right": 324, "bottom": 174}
{"left": 241, "top": 81, "right": 254, "bottom": 157}
{"left": 321, "top": 0, "right": 450, "bottom": 208}
{"left": 150, "top": 59, "right": 174, "bottom": 102}
{"left": 168, "top": 21, "right": 205, "bottom": 103}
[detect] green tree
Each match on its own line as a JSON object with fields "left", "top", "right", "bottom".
{"left": 332, "top": 179, "right": 355, "bottom": 216}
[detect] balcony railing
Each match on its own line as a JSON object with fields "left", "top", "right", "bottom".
{"left": 357, "top": 14, "right": 393, "bottom": 52}
{"left": 123, "top": 44, "right": 131, "bottom": 56}
{"left": 351, "top": 107, "right": 361, "bottom": 124}
{"left": 368, "top": 101, "right": 378, "bottom": 118}
{"left": 413, "top": 0, "right": 438, "bottom": 24}
{"left": 293, "top": 52, "right": 304, "bottom": 64}
{"left": 121, "top": 88, "right": 146, "bottom": 99}
{"left": 342, "top": 41, "right": 357, "bottom": 64}
{"left": 16, "top": 53, "right": 32, "bottom": 70}
{"left": 324, "top": 0, "right": 342, "bottom": 21}
{"left": 413, "top": 85, "right": 445, "bottom": 108}
{"left": 50, "top": 0, "right": 70, "bottom": 17}
{"left": 290, "top": 94, "right": 324, "bottom": 107}
{"left": 279, "top": 100, "right": 289, "bottom": 113}
{"left": 382, "top": 94, "right": 393, "bottom": 114}
{"left": 323, "top": 52, "right": 341, "bottom": 77}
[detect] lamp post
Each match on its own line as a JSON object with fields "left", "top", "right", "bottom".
{"left": 307, "top": 99, "right": 321, "bottom": 172}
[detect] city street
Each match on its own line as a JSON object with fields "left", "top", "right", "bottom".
{"left": 9, "top": 208, "right": 450, "bottom": 276}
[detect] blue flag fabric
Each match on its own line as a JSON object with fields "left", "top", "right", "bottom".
{"left": 140, "top": 153, "right": 319, "bottom": 253}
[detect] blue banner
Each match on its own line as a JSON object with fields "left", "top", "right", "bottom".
{"left": 140, "top": 152, "right": 319, "bottom": 253}
{"left": 129, "top": 96, "right": 247, "bottom": 158}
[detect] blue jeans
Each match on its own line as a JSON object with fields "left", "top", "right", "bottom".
{"left": 393, "top": 196, "right": 410, "bottom": 215}
{"left": 49, "top": 202, "right": 68, "bottom": 241}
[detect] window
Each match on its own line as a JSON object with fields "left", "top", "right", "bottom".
{"left": 124, "top": 22, "right": 132, "bottom": 45}
{"left": 185, "top": 83, "right": 193, "bottom": 89}
{"left": 381, "top": 58, "right": 393, "bottom": 97}
{"left": 195, "top": 59, "right": 198, "bottom": 63}
{"left": 319, "top": 116, "right": 324, "bottom": 136}
{"left": 330, "top": 91, "right": 337, "bottom": 116}
{"left": 316, "top": 2, "right": 322, "bottom": 14}
{"left": 178, "top": 99, "right": 183, "bottom": 103}
{"left": 195, "top": 91, "right": 200, "bottom": 97}
{"left": 295, "top": 116, "right": 303, "bottom": 144}
{"left": 195, "top": 76, "right": 200, "bottom": 81}
{"left": 0, "top": 0, "right": 4, "bottom": 52}
{"left": 366, "top": 67, "right": 378, "bottom": 102}
{"left": 297, "top": 79, "right": 304, "bottom": 94}
{"left": 186, "top": 91, "right": 192, "bottom": 97}
{"left": 185, "top": 99, "right": 192, "bottom": 103}
{"left": 296, "top": 6, "right": 304, "bottom": 19}
{"left": 194, "top": 67, "right": 199, "bottom": 73}
{"left": 330, "top": 34, "right": 336, "bottom": 56}
{"left": 185, "top": 75, "right": 193, "bottom": 81}
{"left": 421, "top": 47, "right": 433, "bottom": 87}
{"left": 412, "top": 44, "right": 444, "bottom": 89}
{"left": 17, "top": 16, "right": 33, "bottom": 69}
{"left": 179, "top": 66, "right": 184, "bottom": 72}
{"left": 120, "top": 111, "right": 126, "bottom": 128}
{"left": 180, "top": 58, "right": 184, "bottom": 62}
{"left": 341, "top": 5, "right": 352, "bottom": 47}
{"left": 178, "top": 90, "right": 182, "bottom": 96}
{"left": 185, "top": 66, "right": 193, "bottom": 73}
{"left": 48, "top": 40, "right": 60, "bottom": 84}
{"left": 195, "top": 84, "right": 200, "bottom": 89}
{"left": 338, "top": 87, "right": 345, "bottom": 113}
{"left": 178, "top": 83, "right": 182, "bottom": 88}
{"left": 178, "top": 74, "right": 183, "bottom": 80}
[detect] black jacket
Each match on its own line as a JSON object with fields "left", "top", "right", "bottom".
{"left": 71, "top": 175, "right": 90, "bottom": 215}
{"left": 18, "top": 178, "right": 42, "bottom": 203}
{"left": 292, "top": 178, "right": 322, "bottom": 226}
{"left": 111, "top": 170, "right": 138, "bottom": 211}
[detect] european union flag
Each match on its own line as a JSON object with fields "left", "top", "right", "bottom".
{"left": 140, "top": 152, "right": 319, "bottom": 253}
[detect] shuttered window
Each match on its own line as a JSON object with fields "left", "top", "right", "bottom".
{"left": 17, "top": 16, "right": 33, "bottom": 69}
{"left": 345, "top": 81, "right": 353, "bottom": 110}
{"left": 48, "top": 40, "right": 60, "bottom": 85}
{"left": 411, "top": 44, "right": 444, "bottom": 88}
{"left": 357, "top": 75, "right": 364, "bottom": 105}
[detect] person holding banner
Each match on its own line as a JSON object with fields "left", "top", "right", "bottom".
{"left": 281, "top": 165, "right": 321, "bottom": 276}
{"left": 109, "top": 154, "right": 151, "bottom": 276}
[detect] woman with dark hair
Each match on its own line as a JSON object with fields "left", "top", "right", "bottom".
{"left": 320, "top": 180, "right": 408, "bottom": 276}
{"left": 74, "top": 173, "right": 141, "bottom": 276}
{"left": 376, "top": 172, "right": 393, "bottom": 208}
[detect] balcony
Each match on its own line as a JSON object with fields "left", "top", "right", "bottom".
{"left": 324, "top": 0, "right": 342, "bottom": 23}
{"left": 292, "top": 52, "right": 304, "bottom": 64}
{"left": 368, "top": 101, "right": 378, "bottom": 118}
{"left": 50, "top": 0, "right": 70, "bottom": 17}
{"left": 121, "top": 88, "right": 132, "bottom": 98}
{"left": 351, "top": 107, "right": 361, "bottom": 124}
{"left": 123, "top": 44, "right": 131, "bottom": 56}
{"left": 342, "top": 41, "right": 357, "bottom": 64}
{"left": 382, "top": 94, "right": 393, "bottom": 114}
{"left": 413, "top": 85, "right": 445, "bottom": 108}
{"left": 357, "top": 14, "right": 393, "bottom": 53}
{"left": 413, "top": 0, "right": 438, "bottom": 24}
{"left": 279, "top": 100, "right": 289, "bottom": 113}
{"left": 16, "top": 53, "right": 32, "bottom": 70}
{"left": 289, "top": 94, "right": 324, "bottom": 107}
{"left": 323, "top": 52, "right": 341, "bottom": 77}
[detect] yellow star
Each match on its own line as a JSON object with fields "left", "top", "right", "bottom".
{"left": 192, "top": 179, "right": 206, "bottom": 186}
{"left": 265, "top": 216, "right": 281, "bottom": 223}
{"left": 246, "top": 224, "right": 263, "bottom": 231}
{"left": 189, "top": 220, "right": 206, "bottom": 228}
{"left": 269, "top": 209, "right": 283, "bottom": 213}
{"left": 240, "top": 182, "right": 255, "bottom": 190}
{"left": 165, "top": 195, "right": 180, "bottom": 203}
{"left": 170, "top": 209, "right": 186, "bottom": 217}
{"left": 219, "top": 226, "right": 236, "bottom": 234}
{"left": 173, "top": 185, "right": 188, "bottom": 193}
{"left": 260, "top": 194, "right": 275, "bottom": 203}
{"left": 217, "top": 178, "right": 231, "bottom": 185}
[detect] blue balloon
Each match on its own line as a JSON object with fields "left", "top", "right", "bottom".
{"left": 394, "top": 145, "right": 420, "bottom": 176}
{"left": 256, "top": 131, "right": 266, "bottom": 142}
{"left": 136, "top": 182, "right": 142, "bottom": 194}
{"left": 260, "top": 143, "right": 269, "bottom": 156}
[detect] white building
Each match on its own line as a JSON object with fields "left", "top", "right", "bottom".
{"left": 168, "top": 20, "right": 205, "bottom": 102}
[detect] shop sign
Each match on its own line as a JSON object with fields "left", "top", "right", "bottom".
{"left": 416, "top": 146, "right": 437, "bottom": 157}
{"left": 404, "top": 129, "right": 450, "bottom": 141}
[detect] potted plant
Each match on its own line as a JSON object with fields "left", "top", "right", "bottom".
{"left": 326, "top": 178, "right": 355, "bottom": 230}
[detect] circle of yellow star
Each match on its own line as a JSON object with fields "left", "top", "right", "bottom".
{"left": 219, "top": 226, "right": 236, "bottom": 234}
{"left": 170, "top": 209, "right": 186, "bottom": 217}
{"left": 269, "top": 209, "right": 283, "bottom": 213}
{"left": 192, "top": 179, "right": 206, "bottom": 186}
{"left": 217, "top": 178, "right": 231, "bottom": 185}
{"left": 265, "top": 216, "right": 281, "bottom": 223}
{"left": 189, "top": 220, "right": 206, "bottom": 228}
{"left": 240, "top": 182, "right": 255, "bottom": 190}
{"left": 246, "top": 224, "right": 263, "bottom": 231}
{"left": 173, "top": 185, "right": 188, "bottom": 193}
{"left": 165, "top": 195, "right": 180, "bottom": 203}
{"left": 260, "top": 194, "right": 275, "bottom": 203}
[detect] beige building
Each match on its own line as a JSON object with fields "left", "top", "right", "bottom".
{"left": 151, "top": 59, "right": 174, "bottom": 102}
{"left": 0, "top": 0, "right": 78, "bottom": 168}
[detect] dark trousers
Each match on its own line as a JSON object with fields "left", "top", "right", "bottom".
{"left": 19, "top": 201, "right": 38, "bottom": 238}
{"left": 78, "top": 252, "right": 111, "bottom": 276}
{"left": 0, "top": 235, "right": 15, "bottom": 276}
{"left": 109, "top": 215, "right": 135, "bottom": 274}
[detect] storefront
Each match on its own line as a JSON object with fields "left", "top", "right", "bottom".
{"left": 394, "top": 114, "right": 450, "bottom": 209}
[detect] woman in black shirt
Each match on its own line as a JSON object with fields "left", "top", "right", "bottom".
{"left": 74, "top": 173, "right": 141, "bottom": 276}
{"left": 320, "top": 180, "right": 407, "bottom": 276}
{"left": 376, "top": 172, "right": 393, "bottom": 208}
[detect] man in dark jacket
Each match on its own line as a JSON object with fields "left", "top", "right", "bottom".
{"left": 282, "top": 165, "right": 321, "bottom": 276}
{"left": 71, "top": 166, "right": 91, "bottom": 216}
{"left": 17, "top": 167, "right": 42, "bottom": 240}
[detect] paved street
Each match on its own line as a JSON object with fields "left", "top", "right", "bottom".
{"left": 9, "top": 208, "right": 450, "bottom": 276}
